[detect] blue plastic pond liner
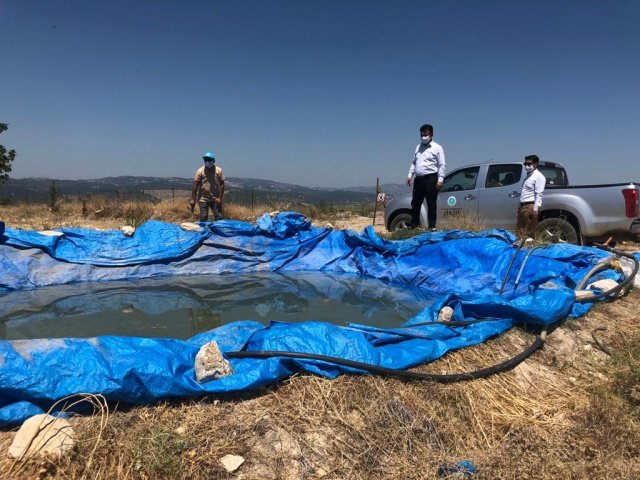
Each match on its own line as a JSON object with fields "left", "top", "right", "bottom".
{"left": 0, "top": 212, "right": 621, "bottom": 426}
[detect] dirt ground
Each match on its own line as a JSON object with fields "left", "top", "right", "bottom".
{"left": 0, "top": 207, "right": 639, "bottom": 479}
{"left": 327, "top": 212, "right": 387, "bottom": 234}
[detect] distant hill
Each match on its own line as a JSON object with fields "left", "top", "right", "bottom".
{"left": 0, "top": 176, "right": 407, "bottom": 205}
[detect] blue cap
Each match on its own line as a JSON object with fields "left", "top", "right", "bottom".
{"left": 203, "top": 152, "right": 216, "bottom": 160}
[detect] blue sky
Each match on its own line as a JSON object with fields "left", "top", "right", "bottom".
{"left": 1, "top": 0, "right": 638, "bottom": 187}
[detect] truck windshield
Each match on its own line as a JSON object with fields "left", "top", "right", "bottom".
{"left": 539, "top": 166, "right": 568, "bottom": 186}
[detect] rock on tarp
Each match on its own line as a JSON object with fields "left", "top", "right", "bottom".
{"left": 0, "top": 212, "right": 619, "bottom": 425}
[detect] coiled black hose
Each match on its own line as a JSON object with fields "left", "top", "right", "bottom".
{"left": 574, "top": 245, "right": 639, "bottom": 303}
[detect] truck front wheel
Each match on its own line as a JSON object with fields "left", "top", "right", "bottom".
{"left": 389, "top": 212, "right": 413, "bottom": 231}
{"left": 535, "top": 218, "right": 579, "bottom": 244}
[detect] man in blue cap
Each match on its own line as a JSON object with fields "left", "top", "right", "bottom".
{"left": 190, "top": 151, "right": 225, "bottom": 221}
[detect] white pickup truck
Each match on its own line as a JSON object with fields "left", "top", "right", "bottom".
{"left": 384, "top": 160, "right": 640, "bottom": 244}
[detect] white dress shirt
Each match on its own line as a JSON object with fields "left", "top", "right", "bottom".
{"left": 520, "top": 168, "right": 546, "bottom": 212}
{"left": 408, "top": 141, "right": 446, "bottom": 182}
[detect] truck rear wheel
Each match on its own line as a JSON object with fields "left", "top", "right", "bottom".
{"left": 389, "top": 213, "right": 413, "bottom": 231}
{"left": 535, "top": 218, "right": 579, "bottom": 244}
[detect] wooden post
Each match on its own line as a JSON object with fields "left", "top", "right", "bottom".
{"left": 372, "top": 177, "right": 380, "bottom": 226}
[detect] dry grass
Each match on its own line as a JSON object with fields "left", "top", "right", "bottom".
{"left": 0, "top": 202, "right": 639, "bottom": 479}
{"left": 0, "top": 198, "right": 379, "bottom": 234}
{"left": 0, "top": 198, "right": 279, "bottom": 231}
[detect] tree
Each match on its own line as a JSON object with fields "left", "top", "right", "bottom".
{"left": 0, "top": 123, "right": 17, "bottom": 184}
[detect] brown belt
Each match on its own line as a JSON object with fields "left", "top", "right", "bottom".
{"left": 519, "top": 201, "right": 534, "bottom": 206}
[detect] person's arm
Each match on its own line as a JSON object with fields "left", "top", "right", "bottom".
{"left": 533, "top": 174, "right": 546, "bottom": 213}
{"left": 436, "top": 146, "right": 446, "bottom": 189}
{"left": 216, "top": 167, "right": 225, "bottom": 204}
{"left": 190, "top": 170, "right": 201, "bottom": 209}
{"left": 407, "top": 147, "right": 417, "bottom": 185}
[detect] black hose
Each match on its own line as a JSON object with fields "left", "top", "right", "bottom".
{"left": 574, "top": 245, "right": 639, "bottom": 303}
{"left": 226, "top": 330, "right": 546, "bottom": 383}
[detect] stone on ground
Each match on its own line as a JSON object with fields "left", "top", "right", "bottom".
{"left": 180, "top": 222, "right": 202, "bottom": 232}
{"left": 120, "top": 226, "right": 135, "bottom": 236}
{"left": 8, "top": 414, "right": 75, "bottom": 460}
{"left": 438, "top": 306, "right": 454, "bottom": 322}
{"left": 195, "top": 340, "right": 234, "bottom": 383}
{"left": 220, "top": 454, "right": 245, "bottom": 472}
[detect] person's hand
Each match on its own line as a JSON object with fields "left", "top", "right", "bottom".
{"left": 189, "top": 200, "right": 195, "bottom": 212}
{"left": 214, "top": 197, "right": 222, "bottom": 205}
{"left": 530, "top": 211, "right": 539, "bottom": 219}
{"left": 436, "top": 181, "right": 443, "bottom": 191}
{"left": 406, "top": 176, "right": 412, "bottom": 186}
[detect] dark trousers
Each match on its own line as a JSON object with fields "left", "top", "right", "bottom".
{"left": 411, "top": 173, "right": 439, "bottom": 228}
{"left": 199, "top": 201, "right": 223, "bottom": 222}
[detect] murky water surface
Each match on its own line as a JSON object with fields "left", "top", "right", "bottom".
{"left": 0, "top": 272, "right": 434, "bottom": 340}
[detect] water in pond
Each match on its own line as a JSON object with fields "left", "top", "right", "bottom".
{"left": 0, "top": 272, "right": 435, "bottom": 340}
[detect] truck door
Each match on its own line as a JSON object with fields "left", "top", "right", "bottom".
{"left": 478, "top": 163, "right": 523, "bottom": 229}
{"left": 439, "top": 166, "right": 480, "bottom": 223}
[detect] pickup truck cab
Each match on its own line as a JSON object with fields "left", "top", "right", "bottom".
{"left": 385, "top": 161, "right": 640, "bottom": 243}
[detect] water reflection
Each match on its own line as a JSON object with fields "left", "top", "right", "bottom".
{"left": 0, "top": 272, "right": 434, "bottom": 340}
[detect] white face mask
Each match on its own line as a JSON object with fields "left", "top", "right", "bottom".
{"left": 205, "top": 160, "right": 215, "bottom": 168}
{"left": 421, "top": 135, "right": 432, "bottom": 144}
{"left": 525, "top": 164, "right": 535, "bottom": 173}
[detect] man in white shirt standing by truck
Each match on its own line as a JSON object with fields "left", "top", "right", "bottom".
{"left": 517, "top": 154, "right": 546, "bottom": 238}
{"left": 406, "top": 123, "right": 446, "bottom": 231}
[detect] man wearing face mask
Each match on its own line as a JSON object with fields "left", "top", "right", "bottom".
{"left": 190, "top": 152, "right": 225, "bottom": 221}
{"left": 406, "top": 124, "right": 446, "bottom": 230}
{"left": 517, "top": 154, "right": 546, "bottom": 238}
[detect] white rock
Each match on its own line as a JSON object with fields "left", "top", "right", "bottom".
{"left": 324, "top": 223, "right": 335, "bottom": 230}
{"left": 574, "top": 290, "right": 595, "bottom": 301}
{"left": 121, "top": 226, "right": 135, "bottom": 237}
{"left": 220, "top": 454, "right": 245, "bottom": 472}
{"left": 37, "top": 230, "right": 64, "bottom": 237}
{"left": 587, "top": 278, "right": 619, "bottom": 293}
{"left": 194, "top": 341, "right": 234, "bottom": 383}
{"left": 438, "top": 306, "right": 454, "bottom": 322}
{"left": 180, "top": 222, "right": 202, "bottom": 232}
{"left": 8, "top": 414, "right": 75, "bottom": 460}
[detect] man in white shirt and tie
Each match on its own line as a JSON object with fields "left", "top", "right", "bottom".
{"left": 517, "top": 154, "right": 546, "bottom": 238}
{"left": 406, "top": 123, "right": 446, "bottom": 231}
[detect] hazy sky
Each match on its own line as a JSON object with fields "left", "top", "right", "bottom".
{"left": 1, "top": 1, "right": 638, "bottom": 187}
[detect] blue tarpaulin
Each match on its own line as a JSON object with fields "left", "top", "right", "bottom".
{"left": 0, "top": 212, "right": 619, "bottom": 425}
